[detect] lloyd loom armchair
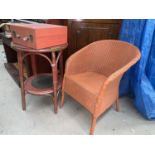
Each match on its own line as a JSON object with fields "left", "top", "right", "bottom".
{"left": 61, "top": 40, "right": 141, "bottom": 134}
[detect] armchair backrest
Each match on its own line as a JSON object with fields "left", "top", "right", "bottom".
{"left": 86, "top": 40, "right": 141, "bottom": 77}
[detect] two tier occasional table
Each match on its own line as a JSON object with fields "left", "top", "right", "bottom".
{"left": 12, "top": 43, "right": 67, "bottom": 113}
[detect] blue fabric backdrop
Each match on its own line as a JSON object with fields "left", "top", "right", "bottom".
{"left": 119, "top": 19, "right": 155, "bottom": 119}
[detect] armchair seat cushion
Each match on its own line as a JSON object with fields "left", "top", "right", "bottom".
{"left": 64, "top": 72, "right": 107, "bottom": 113}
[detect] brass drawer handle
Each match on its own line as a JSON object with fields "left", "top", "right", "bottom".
{"left": 12, "top": 31, "right": 33, "bottom": 42}
{"left": 22, "top": 35, "right": 33, "bottom": 42}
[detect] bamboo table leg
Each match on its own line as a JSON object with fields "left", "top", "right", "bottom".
{"left": 59, "top": 50, "right": 64, "bottom": 83}
{"left": 31, "top": 55, "right": 37, "bottom": 75}
{"left": 17, "top": 51, "right": 26, "bottom": 110}
{"left": 52, "top": 52, "right": 58, "bottom": 113}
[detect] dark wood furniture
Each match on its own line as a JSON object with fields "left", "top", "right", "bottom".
{"left": 0, "top": 33, "right": 21, "bottom": 85}
{"left": 67, "top": 19, "right": 122, "bottom": 57}
{"left": 12, "top": 43, "right": 67, "bottom": 112}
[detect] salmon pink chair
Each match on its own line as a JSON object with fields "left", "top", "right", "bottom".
{"left": 61, "top": 40, "right": 141, "bottom": 134}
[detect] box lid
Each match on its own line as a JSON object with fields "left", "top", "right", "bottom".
{"left": 9, "top": 23, "right": 66, "bottom": 29}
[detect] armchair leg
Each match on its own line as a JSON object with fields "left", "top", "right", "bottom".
{"left": 115, "top": 97, "right": 120, "bottom": 112}
{"left": 90, "top": 115, "right": 97, "bottom": 135}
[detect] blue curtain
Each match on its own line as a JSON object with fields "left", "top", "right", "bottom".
{"left": 119, "top": 19, "right": 155, "bottom": 119}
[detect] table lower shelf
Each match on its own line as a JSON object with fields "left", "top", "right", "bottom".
{"left": 24, "top": 73, "right": 61, "bottom": 96}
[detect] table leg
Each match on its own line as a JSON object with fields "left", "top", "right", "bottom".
{"left": 31, "top": 55, "right": 37, "bottom": 75}
{"left": 59, "top": 51, "right": 64, "bottom": 83}
{"left": 52, "top": 52, "right": 58, "bottom": 113}
{"left": 17, "top": 51, "right": 26, "bottom": 110}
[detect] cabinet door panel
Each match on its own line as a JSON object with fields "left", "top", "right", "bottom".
{"left": 68, "top": 20, "right": 122, "bottom": 55}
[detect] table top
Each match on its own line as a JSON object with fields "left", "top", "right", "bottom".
{"left": 11, "top": 42, "right": 68, "bottom": 53}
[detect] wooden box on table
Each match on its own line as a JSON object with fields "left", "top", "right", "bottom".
{"left": 9, "top": 23, "right": 67, "bottom": 49}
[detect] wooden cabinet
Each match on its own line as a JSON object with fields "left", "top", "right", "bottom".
{"left": 67, "top": 19, "right": 122, "bottom": 56}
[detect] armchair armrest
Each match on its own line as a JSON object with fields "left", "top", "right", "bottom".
{"left": 97, "top": 54, "right": 141, "bottom": 103}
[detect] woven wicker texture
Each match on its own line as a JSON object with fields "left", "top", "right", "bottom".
{"left": 61, "top": 40, "right": 141, "bottom": 134}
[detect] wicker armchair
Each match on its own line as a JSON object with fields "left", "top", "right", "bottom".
{"left": 61, "top": 40, "right": 141, "bottom": 134}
